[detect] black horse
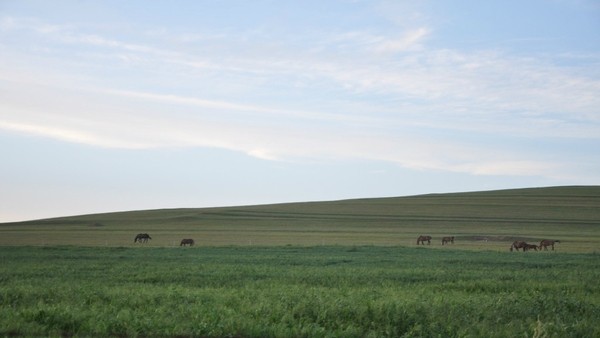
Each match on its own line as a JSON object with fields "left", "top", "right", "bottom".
{"left": 417, "top": 235, "right": 432, "bottom": 245}
{"left": 180, "top": 238, "right": 194, "bottom": 246}
{"left": 134, "top": 233, "right": 152, "bottom": 243}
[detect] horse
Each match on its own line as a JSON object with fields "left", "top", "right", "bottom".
{"left": 510, "top": 241, "right": 526, "bottom": 252}
{"left": 417, "top": 235, "right": 432, "bottom": 245}
{"left": 441, "top": 236, "right": 455, "bottom": 245}
{"left": 539, "top": 239, "right": 560, "bottom": 251}
{"left": 134, "top": 233, "right": 152, "bottom": 243}
{"left": 522, "top": 243, "right": 539, "bottom": 251}
{"left": 180, "top": 238, "right": 194, "bottom": 246}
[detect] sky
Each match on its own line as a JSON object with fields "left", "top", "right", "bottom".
{"left": 1, "top": 0, "right": 599, "bottom": 222}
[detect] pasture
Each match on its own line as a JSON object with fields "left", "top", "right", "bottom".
{"left": 1, "top": 186, "right": 599, "bottom": 337}
{"left": 1, "top": 186, "right": 599, "bottom": 251}
{"left": 1, "top": 246, "right": 599, "bottom": 337}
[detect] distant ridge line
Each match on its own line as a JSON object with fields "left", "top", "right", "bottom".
{"left": 2, "top": 185, "right": 599, "bottom": 225}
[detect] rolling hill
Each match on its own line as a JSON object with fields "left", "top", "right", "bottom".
{"left": 1, "top": 186, "right": 599, "bottom": 251}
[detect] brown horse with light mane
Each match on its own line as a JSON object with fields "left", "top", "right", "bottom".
{"left": 417, "top": 235, "right": 432, "bottom": 245}
{"left": 539, "top": 239, "right": 560, "bottom": 251}
{"left": 441, "top": 236, "right": 454, "bottom": 245}
{"left": 180, "top": 238, "right": 194, "bottom": 246}
{"left": 510, "top": 241, "right": 526, "bottom": 251}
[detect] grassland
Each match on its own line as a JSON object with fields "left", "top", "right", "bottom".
{"left": 1, "top": 186, "right": 599, "bottom": 337}
{"left": 1, "top": 186, "right": 599, "bottom": 251}
{"left": 1, "top": 246, "right": 599, "bottom": 337}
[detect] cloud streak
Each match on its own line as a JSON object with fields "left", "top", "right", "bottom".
{"left": 1, "top": 12, "right": 599, "bottom": 181}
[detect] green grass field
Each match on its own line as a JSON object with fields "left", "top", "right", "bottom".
{"left": 1, "top": 246, "right": 599, "bottom": 337}
{"left": 1, "top": 186, "right": 599, "bottom": 337}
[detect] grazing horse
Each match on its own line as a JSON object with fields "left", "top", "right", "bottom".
{"left": 539, "top": 239, "right": 560, "bottom": 251}
{"left": 180, "top": 238, "right": 194, "bottom": 246}
{"left": 522, "top": 243, "right": 539, "bottom": 251}
{"left": 417, "top": 235, "right": 432, "bottom": 245}
{"left": 441, "top": 236, "right": 455, "bottom": 245}
{"left": 510, "top": 241, "right": 526, "bottom": 252}
{"left": 134, "top": 233, "right": 152, "bottom": 243}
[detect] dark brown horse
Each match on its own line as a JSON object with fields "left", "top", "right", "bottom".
{"left": 180, "top": 238, "right": 194, "bottom": 246}
{"left": 523, "top": 243, "right": 539, "bottom": 251}
{"left": 441, "top": 236, "right": 454, "bottom": 245}
{"left": 539, "top": 239, "right": 560, "bottom": 251}
{"left": 134, "top": 233, "right": 152, "bottom": 243}
{"left": 510, "top": 240, "right": 526, "bottom": 251}
{"left": 417, "top": 235, "right": 432, "bottom": 245}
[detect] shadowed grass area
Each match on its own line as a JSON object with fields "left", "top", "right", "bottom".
{"left": 1, "top": 186, "right": 599, "bottom": 252}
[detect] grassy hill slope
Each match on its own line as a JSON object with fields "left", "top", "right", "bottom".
{"left": 1, "top": 186, "right": 599, "bottom": 251}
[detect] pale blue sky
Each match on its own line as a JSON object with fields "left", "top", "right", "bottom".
{"left": 1, "top": 1, "right": 599, "bottom": 222}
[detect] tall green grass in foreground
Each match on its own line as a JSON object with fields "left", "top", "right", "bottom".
{"left": 1, "top": 246, "right": 599, "bottom": 337}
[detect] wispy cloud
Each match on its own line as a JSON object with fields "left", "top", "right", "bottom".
{"left": 1, "top": 12, "right": 599, "bottom": 181}
{"left": 5, "top": 14, "right": 597, "bottom": 124}
{"left": 0, "top": 81, "right": 576, "bottom": 180}
{"left": 372, "top": 27, "right": 430, "bottom": 53}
